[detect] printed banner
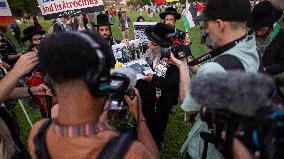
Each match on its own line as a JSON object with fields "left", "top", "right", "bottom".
{"left": 133, "top": 22, "right": 157, "bottom": 42}
{"left": 112, "top": 39, "right": 148, "bottom": 63}
{"left": 0, "top": 0, "right": 14, "bottom": 25}
{"left": 37, "top": 0, "right": 104, "bottom": 19}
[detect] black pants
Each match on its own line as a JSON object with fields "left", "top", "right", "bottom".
{"left": 142, "top": 103, "right": 171, "bottom": 145}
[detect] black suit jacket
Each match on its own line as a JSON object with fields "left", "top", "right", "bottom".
{"left": 262, "top": 29, "right": 284, "bottom": 75}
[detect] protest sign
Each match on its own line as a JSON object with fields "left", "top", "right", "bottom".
{"left": 112, "top": 39, "right": 148, "bottom": 63}
{"left": 37, "top": 0, "right": 104, "bottom": 19}
{"left": 124, "top": 59, "right": 154, "bottom": 80}
{"left": 133, "top": 22, "right": 157, "bottom": 41}
{"left": 0, "top": 0, "right": 14, "bottom": 25}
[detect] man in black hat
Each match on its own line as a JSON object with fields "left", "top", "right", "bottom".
{"left": 159, "top": 7, "right": 190, "bottom": 114}
{"left": 250, "top": 1, "right": 284, "bottom": 75}
{"left": 22, "top": 26, "right": 46, "bottom": 52}
{"left": 94, "top": 13, "right": 128, "bottom": 46}
{"left": 136, "top": 23, "right": 181, "bottom": 149}
{"left": 159, "top": 7, "right": 181, "bottom": 32}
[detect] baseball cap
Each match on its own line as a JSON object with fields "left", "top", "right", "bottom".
{"left": 203, "top": 0, "right": 251, "bottom": 22}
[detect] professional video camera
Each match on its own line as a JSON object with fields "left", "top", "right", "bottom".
{"left": 108, "top": 68, "right": 137, "bottom": 111}
{"left": 107, "top": 68, "right": 138, "bottom": 134}
{"left": 160, "top": 31, "right": 191, "bottom": 59}
{"left": 200, "top": 107, "right": 284, "bottom": 159}
{"left": 190, "top": 71, "right": 284, "bottom": 159}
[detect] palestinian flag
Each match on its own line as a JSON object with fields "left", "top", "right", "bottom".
{"left": 183, "top": 0, "right": 196, "bottom": 29}
{"left": 197, "top": 2, "right": 205, "bottom": 16}
{"left": 0, "top": 0, "right": 14, "bottom": 25}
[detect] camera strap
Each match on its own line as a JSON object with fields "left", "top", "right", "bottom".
{"left": 200, "top": 121, "right": 215, "bottom": 159}
{"left": 188, "top": 35, "right": 247, "bottom": 66}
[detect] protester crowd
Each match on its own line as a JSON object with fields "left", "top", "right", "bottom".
{"left": 1, "top": 0, "right": 284, "bottom": 159}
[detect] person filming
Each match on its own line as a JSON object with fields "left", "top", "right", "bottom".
{"left": 28, "top": 32, "right": 159, "bottom": 159}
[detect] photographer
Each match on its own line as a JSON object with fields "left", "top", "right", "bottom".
{"left": 169, "top": 0, "right": 260, "bottom": 158}
{"left": 136, "top": 23, "right": 180, "bottom": 148}
{"left": 28, "top": 32, "right": 159, "bottom": 159}
{"left": 189, "top": 72, "right": 284, "bottom": 159}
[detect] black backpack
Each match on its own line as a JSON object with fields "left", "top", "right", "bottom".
{"left": 33, "top": 120, "right": 134, "bottom": 159}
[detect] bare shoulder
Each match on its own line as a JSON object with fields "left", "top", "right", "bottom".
{"left": 124, "top": 141, "right": 158, "bottom": 159}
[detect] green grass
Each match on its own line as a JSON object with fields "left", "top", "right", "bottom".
{"left": 8, "top": 11, "right": 205, "bottom": 159}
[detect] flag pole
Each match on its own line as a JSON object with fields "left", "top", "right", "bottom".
{"left": 18, "top": 99, "right": 33, "bottom": 128}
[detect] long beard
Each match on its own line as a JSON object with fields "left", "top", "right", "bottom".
{"left": 144, "top": 48, "right": 161, "bottom": 64}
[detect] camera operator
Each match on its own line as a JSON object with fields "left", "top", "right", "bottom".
{"left": 189, "top": 72, "right": 284, "bottom": 159}
{"left": 169, "top": 0, "right": 261, "bottom": 158}
{"left": 136, "top": 23, "right": 181, "bottom": 149}
{"left": 28, "top": 32, "right": 159, "bottom": 159}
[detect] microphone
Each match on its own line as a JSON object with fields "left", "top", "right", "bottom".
{"left": 110, "top": 67, "right": 137, "bottom": 91}
{"left": 190, "top": 71, "right": 275, "bottom": 117}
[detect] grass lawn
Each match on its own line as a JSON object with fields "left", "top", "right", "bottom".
{"left": 8, "top": 10, "right": 214, "bottom": 159}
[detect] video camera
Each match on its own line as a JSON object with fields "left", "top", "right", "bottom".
{"left": 190, "top": 71, "right": 284, "bottom": 159}
{"left": 160, "top": 32, "right": 191, "bottom": 59}
{"left": 109, "top": 72, "right": 135, "bottom": 111}
{"left": 200, "top": 106, "right": 284, "bottom": 159}
{"left": 108, "top": 68, "right": 137, "bottom": 111}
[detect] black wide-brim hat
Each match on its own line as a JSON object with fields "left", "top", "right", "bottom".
{"left": 159, "top": 7, "right": 181, "bottom": 20}
{"left": 144, "top": 23, "right": 175, "bottom": 47}
{"left": 93, "top": 13, "right": 114, "bottom": 27}
{"left": 248, "top": 1, "right": 283, "bottom": 29}
{"left": 21, "top": 26, "right": 46, "bottom": 42}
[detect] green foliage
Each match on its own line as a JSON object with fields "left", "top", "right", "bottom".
{"left": 127, "top": 0, "right": 151, "bottom": 6}
{"left": 7, "top": 0, "right": 40, "bottom": 16}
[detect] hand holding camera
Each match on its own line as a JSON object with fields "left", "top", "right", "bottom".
{"left": 124, "top": 88, "right": 142, "bottom": 120}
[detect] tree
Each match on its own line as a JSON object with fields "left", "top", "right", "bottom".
{"left": 7, "top": 0, "right": 40, "bottom": 16}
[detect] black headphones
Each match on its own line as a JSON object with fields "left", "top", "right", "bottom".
{"left": 71, "top": 32, "right": 111, "bottom": 97}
